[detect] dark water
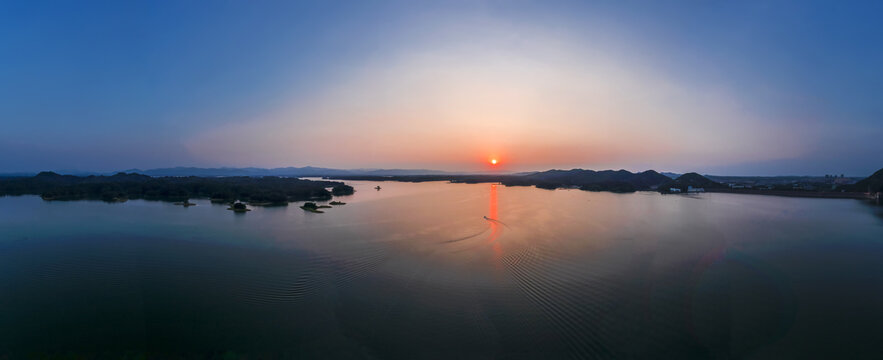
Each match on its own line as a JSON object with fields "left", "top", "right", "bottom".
{"left": 1, "top": 181, "right": 882, "bottom": 358}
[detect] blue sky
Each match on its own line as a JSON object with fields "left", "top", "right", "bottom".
{"left": 1, "top": 1, "right": 881, "bottom": 175}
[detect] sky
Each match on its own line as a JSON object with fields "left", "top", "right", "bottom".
{"left": 1, "top": 1, "right": 882, "bottom": 176}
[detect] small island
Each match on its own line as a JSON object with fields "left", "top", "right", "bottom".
{"left": 329, "top": 201, "right": 346, "bottom": 205}
{"left": 300, "top": 202, "right": 334, "bottom": 213}
{"left": 227, "top": 202, "right": 250, "bottom": 212}
{"left": 300, "top": 202, "right": 323, "bottom": 213}
{"left": 173, "top": 199, "right": 196, "bottom": 207}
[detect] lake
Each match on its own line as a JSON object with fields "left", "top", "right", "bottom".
{"left": 1, "top": 180, "right": 882, "bottom": 358}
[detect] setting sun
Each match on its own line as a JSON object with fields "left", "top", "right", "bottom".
{"left": 490, "top": 159, "right": 498, "bottom": 165}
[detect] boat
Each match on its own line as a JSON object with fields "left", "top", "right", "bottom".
{"left": 375, "top": 186, "right": 382, "bottom": 190}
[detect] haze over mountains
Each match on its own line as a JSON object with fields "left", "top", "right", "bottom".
{"left": 119, "top": 166, "right": 459, "bottom": 177}
{"left": 0, "top": 167, "right": 460, "bottom": 178}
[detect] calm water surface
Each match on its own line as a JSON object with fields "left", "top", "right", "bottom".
{"left": 1, "top": 181, "right": 882, "bottom": 358}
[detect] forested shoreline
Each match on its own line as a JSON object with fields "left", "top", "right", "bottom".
{"left": 0, "top": 172, "right": 355, "bottom": 205}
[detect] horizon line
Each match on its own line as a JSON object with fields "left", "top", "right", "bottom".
{"left": 1, "top": 165, "right": 876, "bottom": 179}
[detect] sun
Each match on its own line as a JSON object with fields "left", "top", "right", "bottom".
{"left": 490, "top": 159, "right": 498, "bottom": 165}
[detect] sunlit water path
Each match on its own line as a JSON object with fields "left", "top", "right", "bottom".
{"left": 1, "top": 180, "right": 882, "bottom": 358}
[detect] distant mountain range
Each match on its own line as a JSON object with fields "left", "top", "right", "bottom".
{"left": 0, "top": 166, "right": 462, "bottom": 178}
{"left": 115, "top": 166, "right": 460, "bottom": 177}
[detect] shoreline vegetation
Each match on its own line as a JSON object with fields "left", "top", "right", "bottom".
{"left": 328, "top": 170, "right": 671, "bottom": 193}
{"left": 328, "top": 167, "right": 883, "bottom": 203}
{"left": 0, "top": 172, "right": 355, "bottom": 206}
{"left": 173, "top": 199, "right": 196, "bottom": 207}
{"left": 1, "top": 167, "right": 880, "bottom": 206}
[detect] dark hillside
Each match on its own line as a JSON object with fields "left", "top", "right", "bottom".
{"left": 659, "top": 173, "right": 726, "bottom": 193}
{"left": 0, "top": 172, "right": 346, "bottom": 204}
{"left": 513, "top": 169, "right": 670, "bottom": 190}
{"left": 851, "top": 168, "right": 883, "bottom": 193}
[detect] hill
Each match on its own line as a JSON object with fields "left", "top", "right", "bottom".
{"left": 659, "top": 173, "right": 726, "bottom": 193}
{"left": 851, "top": 168, "right": 883, "bottom": 193}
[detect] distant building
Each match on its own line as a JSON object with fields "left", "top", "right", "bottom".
{"left": 669, "top": 188, "right": 682, "bottom": 193}
{"left": 687, "top": 186, "right": 704, "bottom": 193}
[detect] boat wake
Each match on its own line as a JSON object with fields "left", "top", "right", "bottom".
{"left": 440, "top": 228, "right": 490, "bottom": 243}
{"left": 483, "top": 216, "right": 511, "bottom": 229}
